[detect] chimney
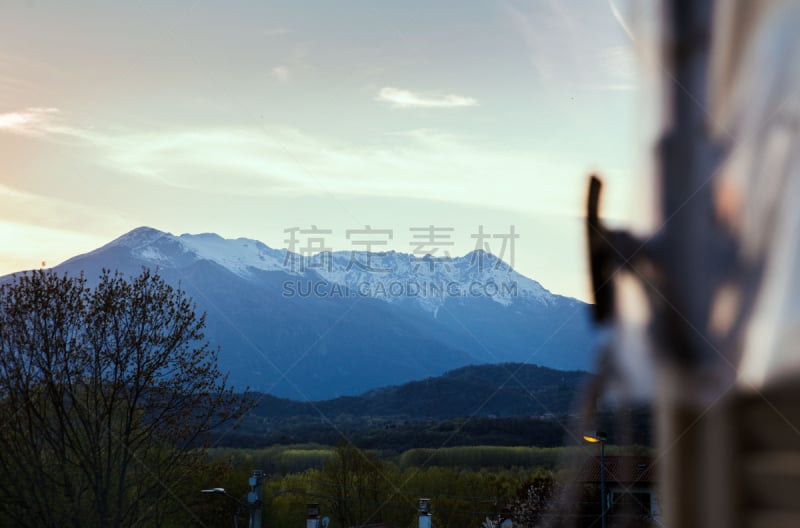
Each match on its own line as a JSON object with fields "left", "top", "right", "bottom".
{"left": 499, "top": 507, "right": 512, "bottom": 528}
{"left": 248, "top": 470, "right": 265, "bottom": 528}
{"left": 307, "top": 503, "right": 321, "bottom": 528}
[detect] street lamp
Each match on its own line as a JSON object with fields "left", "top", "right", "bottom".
{"left": 202, "top": 469, "right": 265, "bottom": 528}
{"left": 583, "top": 431, "right": 607, "bottom": 528}
{"left": 202, "top": 487, "right": 244, "bottom": 528}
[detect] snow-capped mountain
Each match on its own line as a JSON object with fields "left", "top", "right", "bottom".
{"left": 48, "top": 227, "right": 597, "bottom": 400}
{"left": 312, "top": 248, "right": 553, "bottom": 313}
{"left": 89, "top": 227, "right": 290, "bottom": 275}
{"left": 86, "top": 226, "right": 551, "bottom": 313}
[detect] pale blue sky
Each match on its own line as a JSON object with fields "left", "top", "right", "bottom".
{"left": 0, "top": 0, "right": 657, "bottom": 300}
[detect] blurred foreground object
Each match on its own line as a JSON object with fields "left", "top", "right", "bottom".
{"left": 586, "top": 1, "right": 800, "bottom": 527}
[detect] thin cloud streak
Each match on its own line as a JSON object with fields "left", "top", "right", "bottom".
{"left": 376, "top": 87, "right": 478, "bottom": 108}
{"left": 0, "top": 183, "right": 128, "bottom": 236}
{"left": 0, "top": 108, "right": 592, "bottom": 217}
{"left": 0, "top": 107, "right": 60, "bottom": 136}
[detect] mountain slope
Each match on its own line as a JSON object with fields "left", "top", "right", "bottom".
{"left": 247, "top": 363, "right": 589, "bottom": 420}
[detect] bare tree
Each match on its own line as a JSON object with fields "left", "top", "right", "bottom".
{"left": 319, "top": 443, "right": 391, "bottom": 528}
{"left": 0, "top": 268, "right": 248, "bottom": 528}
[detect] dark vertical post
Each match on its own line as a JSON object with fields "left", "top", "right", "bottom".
{"left": 600, "top": 440, "right": 606, "bottom": 528}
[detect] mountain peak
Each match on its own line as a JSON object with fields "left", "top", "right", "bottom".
{"left": 113, "top": 226, "right": 169, "bottom": 245}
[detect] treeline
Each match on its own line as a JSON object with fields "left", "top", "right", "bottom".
{"left": 208, "top": 444, "right": 556, "bottom": 528}
{"left": 399, "top": 446, "right": 572, "bottom": 470}
{"left": 215, "top": 410, "right": 653, "bottom": 451}
{"left": 209, "top": 444, "right": 335, "bottom": 474}
{"left": 202, "top": 443, "right": 655, "bottom": 528}
{"left": 265, "top": 464, "right": 539, "bottom": 528}
{"left": 208, "top": 443, "right": 653, "bottom": 474}
{"left": 217, "top": 416, "right": 571, "bottom": 451}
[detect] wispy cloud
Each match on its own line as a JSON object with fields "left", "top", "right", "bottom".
{"left": 90, "top": 125, "right": 589, "bottom": 217}
{"left": 0, "top": 107, "right": 60, "bottom": 136}
{"left": 376, "top": 87, "right": 478, "bottom": 109}
{"left": 0, "top": 106, "right": 601, "bottom": 219}
{"left": 271, "top": 65, "right": 290, "bottom": 82}
{"left": 0, "top": 183, "right": 126, "bottom": 234}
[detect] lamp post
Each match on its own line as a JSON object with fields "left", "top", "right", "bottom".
{"left": 202, "top": 469, "right": 265, "bottom": 528}
{"left": 583, "top": 431, "right": 608, "bottom": 528}
{"left": 201, "top": 487, "right": 245, "bottom": 528}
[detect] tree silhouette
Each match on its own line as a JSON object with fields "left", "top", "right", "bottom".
{"left": 0, "top": 268, "right": 248, "bottom": 528}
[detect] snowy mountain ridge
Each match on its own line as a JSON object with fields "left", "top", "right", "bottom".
{"left": 89, "top": 226, "right": 553, "bottom": 312}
